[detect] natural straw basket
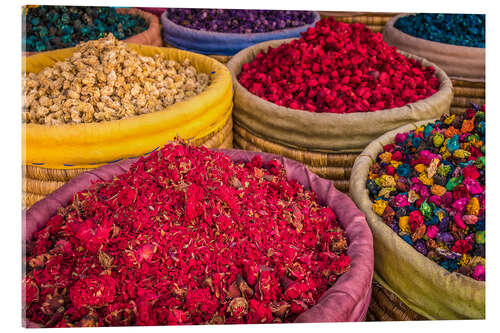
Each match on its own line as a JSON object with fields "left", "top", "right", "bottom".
{"left": 383, "top": 14, "right": 485, "bottom": 115}
{"left": 349, "top": 119, "right": 485, "bottom": 320}
{"left": 227, "top": 38, "right": 453, "bottom": 194}
{"left": 449, "top": 80, "right": 485, "bottom": 115}
{"left": 23, "top": 117, "right": 233, "bottom": 208}
{"left": 366, "top": 281, "right": 426, "bottom": 321}
{"left": 318, "top": 12, "right": 399, "bottom": 33}
{"left": 22, "top": 44, "right": 234, "bottom": 209}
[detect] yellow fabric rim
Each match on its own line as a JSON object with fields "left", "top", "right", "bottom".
{"left": 22, "top": 43, "right": 233, "bottom": 169}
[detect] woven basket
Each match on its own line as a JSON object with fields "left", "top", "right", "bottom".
{"left": 227, "top": 38, "right": 452, "bottom": 195}
{"left": 366, "top": 281, "right": 427, "bottom": 321}
{"left": 233, "top": 123, "right": 355, "bottom": 193}
{"left": 450, "top": 79, "right": 485, "bottom": 115}
{"left": 318, "top": 12, "right": 399, "bottom": 33}
{"left": 383, "top": 14, "right": 485, "bottom": 114}
{"left": 22, "top": 7, "right": 162, "bottom": 57}
{"left": 23, "top": 116, "right": 233, "bottom": 208}
{"left": 23, "top": 43, "right": 234, "bottom": 209}
{"left": 161, "top": 11, "right": 321, "bottom": 58}
{"left": 349, "top": 119, "right": 485, "bottom": 320}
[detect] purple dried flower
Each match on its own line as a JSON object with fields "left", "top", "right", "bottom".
{"left": 167, "top": 8, "right": 315, "bottom": 33}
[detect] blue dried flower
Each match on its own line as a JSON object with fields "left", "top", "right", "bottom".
{"left": 395, "top": 13, "right": 485, "bottom": 48}
{"left": 23, "top": 6, "right": 148, "bottom": 52}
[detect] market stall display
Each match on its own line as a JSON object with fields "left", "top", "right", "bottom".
{"left": 19, "top": 6, "right": 488, "bottom": 323}
{"left": 22, "top": 34, "right": 233, "bottom": 208}
{"left": 227, "top": 18, "right": 453, "bottom": 192}
{"left": 383, "top": 14, "right": 485, "bottom": 115}
{"left": 23, "top": 144, "right": 374, "bottom": 327}
{"left": 349, "top": 105, "right": 485, "bottom": 320}
{"left": 161, "top": 9, "right": 320, "bottom": 63}
{"left": 23, "top": 6, "right": 162, "bottom": 56}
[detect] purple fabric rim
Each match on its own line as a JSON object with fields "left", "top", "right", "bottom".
{"left": 23, "top": 148, "right": 373, "bottom": 326}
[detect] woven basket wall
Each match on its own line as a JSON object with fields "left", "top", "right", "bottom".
{"left": 450, "top": 79, "right": 485, "bottom": 115}
{"left": 366, "top": 281, "right": 427, "bottom": 321}
{"left": 233, "top": 122, "right": 358, "bottom": 193}
{"left": 318, "top": 12, "right": 399, "bottom": 33}
{"left": 23, "top": 116, "right": 233, "bottom": 209}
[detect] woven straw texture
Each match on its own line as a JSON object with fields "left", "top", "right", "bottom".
{"left": 450, "top": 79, "right": 485, "bottom": 115}
{"left": 23, "top": 116, "right": 233, "bottom": 208}
{"left": 318, "top": 12, "right": 399, "bottom": 33}
{"left": 233, "top": 123, "right": 356, "bottom": 193}
{"left": 349, "top": 119, "right": 485, "bottom": 320}
{"left": 366, "top": 280, "right": 427, "bottom": 321}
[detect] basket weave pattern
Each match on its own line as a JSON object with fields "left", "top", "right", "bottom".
{"left": 366, "top": 281, "right": 427, "bottom": 321}
{"left": 233, "top": 121, "right": 358, "bottom": 193}
{"left": 450, "top": 79, "right": 485, "bottom": 114}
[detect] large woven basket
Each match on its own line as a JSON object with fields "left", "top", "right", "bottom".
{"left": 383, "top": 14, "right": 485, "bottom": 115}
{"left": 160, "top": 10, "right": 321, "bottom": 62}
{"left": 366, "top": 280, "right": 426, "bottom": 321}
{"left": 349, "top": 119, "right": 485, "bottom": 320}
{"left": 24, "top": 149, "right": 374, "bottom": 327}
{"left": 23, "top": 117, "right": 233, "bottom": 208}
{"left": 318, "top": 11, "right": 399, "bottom": 33}
{"left": 22, "top": 43, "right": 234, "bottom": 209}
{"left": 22, "top": 7, "right": 163, "bottom": 57}
{"left": 227, "top": 38, "right": 452, "bottom": 194}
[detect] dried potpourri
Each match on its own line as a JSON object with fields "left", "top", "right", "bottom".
{"left": 238, "top": 17, "right": 440, "bottom": 114}
{"left": 23, "top": 34, "right": 210, "bottom": 125}
{"left": 368, "top": 104, "right": 485, "bottom": 281}
{"left": 394, "top": 14, "right": 485, "bottom": 48}
{"left": 166, "top": 8, "right": 316, "bottom": 33}
{"left": 23, "top": 6, "right": 148, "bottom": 52}
{"left": 23, "top": 143, "right": 351, "bottom": 327}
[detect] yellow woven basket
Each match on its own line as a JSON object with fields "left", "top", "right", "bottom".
{"left": 22, "top": 43, "right": 234, "bottom": 208}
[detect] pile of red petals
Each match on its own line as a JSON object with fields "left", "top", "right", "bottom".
{"left": 238, "top": 18, "right": 440, "bottom": 113}
{"left": 23, "top": 143, "right": 350, "bottom": 327}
